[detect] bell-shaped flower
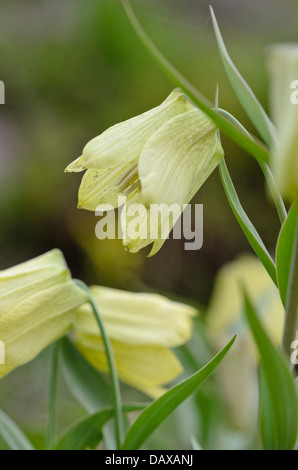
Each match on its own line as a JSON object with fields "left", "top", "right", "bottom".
{"left": 267, "top": 44, "right": 298, "bottom": 202}
{"left": 73, "top": 286, "right": 197, "bottom": 397}
{"left": 66, "top": 88, "right": 224, "bottom": 254}
{"left": 0, "top": 250, "right": 88, "bottom": 378}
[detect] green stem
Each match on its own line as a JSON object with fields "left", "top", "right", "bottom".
{"left": 219, "top": 158, "right": 277, "bottom": 285}
{"left": 282, "top": 219, "right": 298, "bottom": 357}
{"left": 218, "top": 108, "right": 287, "bottom": 225}
{"left": 46, "top": 341, "right": 59, "bottom": 449}
{"left": 122, "top": 0, "right": 270, "bottom": 166}
{"left": 258, "top": 161, "right": 287, "bottom": 225}
{"left": 74, "top": 280, "right": 124, "bottom": 449}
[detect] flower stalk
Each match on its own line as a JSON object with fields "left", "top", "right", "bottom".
{"left": 258, "top": 160, "right": 287, "bottom": 224}
{"left": 282, "top": 216, "right": 298, "bottom": 358}
{"left": 46, "top": 342, "right": 60, "bottom": 449}
{"left": 217, "top": 107, "right": 287, "bottom": 225}
{"left": 74, "top": 280, "right": 124, "bottom": 449}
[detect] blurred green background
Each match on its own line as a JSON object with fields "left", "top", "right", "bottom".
{"left": 0, "top": 0, "right": 297, "bottom": 450}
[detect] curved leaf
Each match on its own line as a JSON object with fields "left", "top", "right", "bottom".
{"left": 276, "top": 205, "right": 298, "bottom": 305}
{"left": 61, "top": 337, "right": 112, "bottom": 413}
{"left": 217, "top": 107, "right": 286, "bottom": 225}
{"left": 0, "top": 410, "right": 34, "bottom": 450}
{"left": 122, "top": 0, "right": 270, "bottom": 166}
{"left": 243, "top": 293, "right": 298, "bottom": 450}
{"left": 53, "top": 404, "right": 146, "bottom": 450}
{"left": 53, "top": 409, "right": 113, "bottom": 450}
{"left": 219, "top": 158, "right": 277, "bottom": 285}
{"left": 122, "top": 336, "right": 236, "bottom": 450}
{"left": 210, "top": 6, "right": 276, "bottom": 146}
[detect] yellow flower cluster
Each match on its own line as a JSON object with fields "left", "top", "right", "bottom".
{"left": 0, "top": 250, "right": 196, "bottom": 396}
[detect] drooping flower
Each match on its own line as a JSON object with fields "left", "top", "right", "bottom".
{"left": 66, "top": 88, "right": 224, "bottom": 254}
{"left": 73, "top": 285, "right": 197, "bottom": 397}
{"left": 267, "top": 44, "right": 298, "bottom": 202}
{"left": 0, "top": 250, "right": 88, "bottom": 378}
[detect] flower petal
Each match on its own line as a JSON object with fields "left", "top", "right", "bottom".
{"left": 267, "top": 44, "right": 298, "bottom": 201}
{"left": 65, "top": 156, "right": 86, "bottom": 173}
{"left": 75, "top": 335, "right": 183, "bottom": 398}
{"left": 75, "top": 286, "right": 196, "bottom": 347}
{"left": 79, "top": 89, "right": 193, "bottom": 170}
{"left": 73, "top": 284, "right": 195, "bottom": 396}
{"left": 206, "top": 255, "right": 285, "bottom": 428}
{"left": 0, "top": 282, "right": 87, "bottom": 378}
{"left": 0, "top": 250, "right": 69, "bottom": 310}
{"left": 121, "top": 197, "right": 183, "bottom": 255}
{"left": 77, "top": 162, "right": 135, "bottom": 210}
{"left": 138, "top": 108, "right": 224, "bottom": 205}
{"left": 207, "top": 255, "right": 284, "bottom": 345}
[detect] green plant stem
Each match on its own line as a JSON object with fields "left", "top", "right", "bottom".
{"left": 123, "top": 0, "right": 287, "bottom": 224}
{"left": 282, "top": 219, "right": 298, "bottom": 357}
{"left": 74, "top": 280, "right": 124, "bottom": 449}
{"left": 46, "top": 341, "right": 59, "bottom": 449}
{"left": 122, "top": 0, "right": 270, "bottom": 166}
{"left": 219, "top": 158, "right": 277, "bottom": 285}
{"left": 259, "top": 161, "right": 287, "bottom": 225}
{"left": 218, "top": 108, "right": 287, "bottom": 225}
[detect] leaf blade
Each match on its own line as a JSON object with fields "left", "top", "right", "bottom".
{"left": 219, "top": 158, "right": 277, "bottom": 285}
{"left": 53, "top": 404, "right": 147, "bottom": 451}
{"left": 210, "top": 6, "right": 275, "bottom": 146}
{"left": 53, "top": 409, "right": 112, "bottom": 450}
{"left": 276, "top": 205, "right": 298, "bottom": 305}
{"left": 0, "top": 410, "right": 35, "bottom": 450}
{"left": 122, "top": 336, "right": 236, "bottom": 450}
{"left": 243, "top": 293, "right": 298, "bottom": 450}
{"left": 122, "top": 0, "right": 270, "bottom": 165}
{"left": 61, "top": 337, "right": 112, "bottom": 413}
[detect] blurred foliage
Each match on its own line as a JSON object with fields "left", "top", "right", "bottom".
{"left": 0, "top": 0, "right": 298, "bottom": 450}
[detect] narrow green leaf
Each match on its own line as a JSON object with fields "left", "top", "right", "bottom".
{"left": 61, "top": 337, "right": 112, "bottom": 413}
{"left": 122, "top": 0, "right": 270, "bottom": 165}
{"left": 74, "top": 280, "right": 124, "bottom": 449}
{"left": 210, "top": 6, "right": 276, "bottom": 146}
{"left": 217, "top": 107, "right": 287, "bottom": 224}
{"left": 190, "top": 435, "right": 202, "bottom": 450}
{"left": 53, "top": 409, "right": 113, "bottom": 450}
{"left": 53, "top": 404, "right": 147, "bottom": 450}
{"left": 121, "top": 336, "right": 236, "bottom": 450}
{"left": 276, "top": 205, "right": 298, "bottom": 305}
{"left": 46, "top": 341, "right": 60, "bottom": 450}
{"left": 243, "top": 293, "right": 298, "bottom": 450}
{"left": 0, "top": 410, "right": 35, "bottom": 450}
{"left": 219, "top": 158, "right": 277, "bottom": 285}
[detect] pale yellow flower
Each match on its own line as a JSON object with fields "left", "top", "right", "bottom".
{"left": 207, "top": 254, "right": 284, "bottom": 429}
{"left": 0, "top": 250, "right": 87, "bottom": 378}
{"left": 207, "top": 254, "right": 284, "bottom": 344}
{"left": 66, "top": 88, "right": 223, "bottom": 255}
{"left": 267, "top": 44, "right": 298, "bottom": 202}
{"left": 73, "top": 286, "right": 197, "bottom": 397}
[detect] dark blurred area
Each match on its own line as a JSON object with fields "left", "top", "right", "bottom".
{"left": 0, "top": 0, "right": 297, "bottom": 450}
